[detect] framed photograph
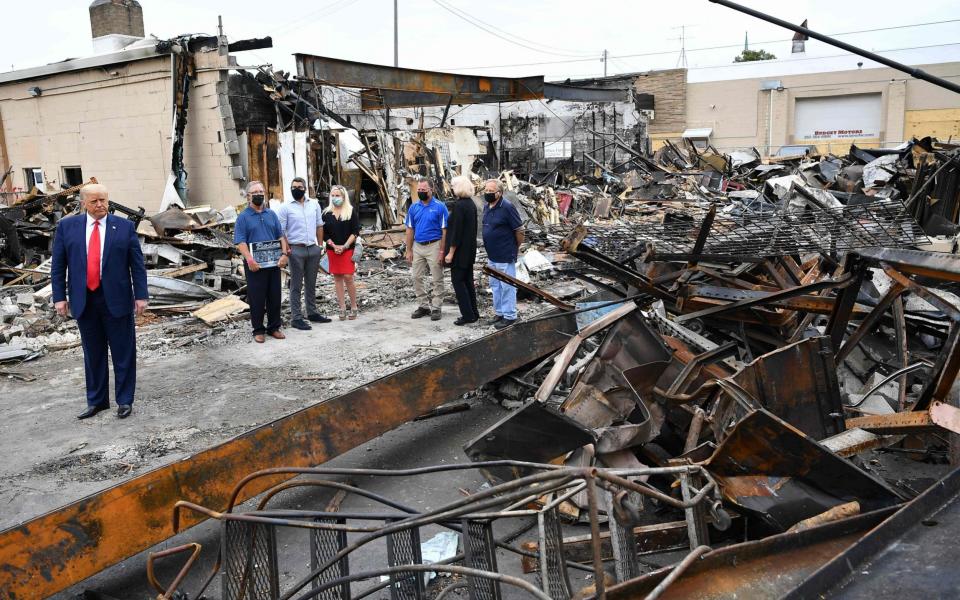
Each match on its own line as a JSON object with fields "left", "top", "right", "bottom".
{"left": 250, "top": 239, "right": 282, "bottom": 268}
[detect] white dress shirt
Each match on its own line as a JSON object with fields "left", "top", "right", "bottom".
{"left": 277, "top": 197, "right": 322, "bottom": 246}
{"left": 85, "top": 212, "right": 107, "bottom": 273}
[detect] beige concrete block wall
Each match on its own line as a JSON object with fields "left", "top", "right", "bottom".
{"left": 686, "top": 78, "right": 763, "bottom": 152}
{"left": 0, "top": 57, "right": 170, "bottom": 207}
{"left": 684, "top": 61, "right": 960, "bottom": 154}
{"left": 0, "top": 52, "right": 241, "bottom": 212}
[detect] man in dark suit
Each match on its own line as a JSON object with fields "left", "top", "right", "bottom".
{"left": 51, "top": 183, "right": 148, "bottom": 419}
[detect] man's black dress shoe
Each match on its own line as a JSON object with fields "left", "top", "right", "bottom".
{"left": 308, "top": 314, "right": 332, "bottom": 323}
{"left": 78, "top": 404, "right": 108, "bottom": 420}
{"left": 117, "top": 405, "right": 132, "bottom": 419}
{"left": 291, "top": 319, "right": 312, "bottom": 330}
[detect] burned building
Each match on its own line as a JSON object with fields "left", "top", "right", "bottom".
{"left": 0, "top": 1, "right": 254, "bottom": 213}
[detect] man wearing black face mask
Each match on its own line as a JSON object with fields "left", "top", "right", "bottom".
{"left": 235, "top": 181, "right": 289, "bottom": 343}
{"left": 277, "top": 177, "right": 330, "bottom": 330}
{"left": 481, "top": 179, "right": 524, "bottom": 329}
{"left": 404, "top": 179, "right": 448, "bottom": 320}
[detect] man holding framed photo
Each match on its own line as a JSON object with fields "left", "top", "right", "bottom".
{"left": 234, "top": 180, "right": 290, "bottom": 343}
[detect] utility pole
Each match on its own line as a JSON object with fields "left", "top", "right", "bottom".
{"left": 387, "top": 0, "right": 398, "bottom": 130}
{"left": 602, "top": 49, "right": 608, "bottom": 77}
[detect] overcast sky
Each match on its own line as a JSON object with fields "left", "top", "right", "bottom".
{"left": 3, "top": 0, "right": 958, "bottom": 80}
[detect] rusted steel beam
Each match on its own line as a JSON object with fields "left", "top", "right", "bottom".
{"left": 856, "top": 247, "right": 960, "bottom": 283}
{"left": 845, "top": 400, "right": 960, "bottom": 435}
{"left": 294, "top": 53, "right": 543, "bottom": 101}
{"left": 683, "top": 284, "right": 855, "bottom": 314}
{"left": 604, "top": 508, "right": 897, "bottom": 600}
{"left": 358, "top": 82, "right": 628, "bottom": 110}
{"left": 483, "top": 265, "right": 574, "bottom": 311}
{"left": 0, "top": 313, "right": 581, "bottom": 598}
{"left": 675, "top": 273, "right": 853, "bottom": 324}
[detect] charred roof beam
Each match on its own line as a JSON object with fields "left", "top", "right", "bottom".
{"left": 294, "top": 54, "right": 629, "bottom": 110}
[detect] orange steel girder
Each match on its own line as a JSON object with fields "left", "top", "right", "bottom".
{"left": 0, "top": 313, "right": 580, "bottom": 598}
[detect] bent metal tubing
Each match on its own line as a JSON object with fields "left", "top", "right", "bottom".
{"left": 178, "top": 472, "right": 596, "bottom": 598}
{"left": 279, "top": 467, "right": 714, "bottom": 600}
{"left": 292, "top": 563, "right": 552, "bottom": 600}
{"left": 173, "top": 464, "right": 715, "bottom": 599}
{"left": 174, "top": 470, "right": 580, "bottom": 600}
{"left": 146, "top": 542, "right": 202, "bottom": 600}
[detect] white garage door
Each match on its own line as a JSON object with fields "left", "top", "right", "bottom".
{"left": 794, "top": 93, "right": 882, "bottom": 140}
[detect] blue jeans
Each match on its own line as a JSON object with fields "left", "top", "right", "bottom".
{"left": 488, "top": 261, "right": 517, "bottom": 320}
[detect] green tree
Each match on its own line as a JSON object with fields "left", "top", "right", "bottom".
{"left": 734, "top": 49, "right": 777, "bottom": 62}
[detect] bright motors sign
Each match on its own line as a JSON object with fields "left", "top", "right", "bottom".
{"left": 794, "top": 93, "right": 881, "bottom": 140}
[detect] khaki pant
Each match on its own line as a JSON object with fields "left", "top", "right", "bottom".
{"left": 412, "top": 241, "right": 444, "bottom": 310}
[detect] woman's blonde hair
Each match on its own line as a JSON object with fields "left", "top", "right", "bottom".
{"left": 450, "top": 175, "right": 474, "bottom": 199}
{"left": 324, "top": 185, "right": 353, "bottom": 221}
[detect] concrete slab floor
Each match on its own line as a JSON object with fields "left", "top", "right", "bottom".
{"left": 0, "top": 301, "right": 490, "bottom": 530}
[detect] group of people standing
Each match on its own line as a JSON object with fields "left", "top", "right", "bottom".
{"left": 49, "top": 176, "right": 524, "bottom": 419}
{"left": 234, "top": 179, "right": 362, "bottom": 343}
{"left": 237, "top": 175, "right": 525, "bottom": 341}
{"left": 405, "top": 177, "right": 524, "bottom": 329}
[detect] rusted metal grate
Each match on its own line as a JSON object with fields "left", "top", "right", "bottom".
{"left": 559, "top": 199, "right": 929, "bottom": 260}
{"left": 222, "top": 520, "right": 279, "bottom": 600}
{"left": 310, "top": 518, "right": 350, "bottom": 600}
{"left": 537, "top": 507, "right": 572, "bottom": 600}
{"left": 386, "top": 523, "right": 425, "bottom": 600}
{"left": 602, "top": 490, "right": 641, "bottom": 582}
{"left": 462, "top": 519, "right": 501, "bottom": 600}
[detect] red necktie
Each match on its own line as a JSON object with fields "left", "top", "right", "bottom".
{"left": 87, "top": 220, "right": 101, "bottom": 291}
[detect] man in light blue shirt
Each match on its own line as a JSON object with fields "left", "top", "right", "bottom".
{"left": 404, "top": 179, "right": 448, "bottom": 320}
{"left": 276, "top": 177, "right": 331, "bottom": 330}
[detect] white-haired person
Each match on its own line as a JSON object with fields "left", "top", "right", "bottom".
{"left": 444, "top": 175, "right": 480, "bottom": 325}
{"left": 322, "top": 185, "right": 361, "bottom": 320}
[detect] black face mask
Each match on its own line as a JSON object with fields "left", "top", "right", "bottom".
{"left": 251, "top": 194, "right": 265, "bottom": 207}
{"left": 291, "top": 188, "right": 305, "bottom": 200}
{"left": 484, "top": 192, "right": 498, "bottom": 203}
{"left": 417, "top": 191, "right": 430, "bottom": 201}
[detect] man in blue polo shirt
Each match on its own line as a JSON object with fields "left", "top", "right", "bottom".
{"left": 235, "top": 180, "right": 289, "bottom": 343}
{"left": 482, "top": 179, "right": 524, "bottom": 329}
{"left": 404, "top": 179, "right": 448, "bottom": 320}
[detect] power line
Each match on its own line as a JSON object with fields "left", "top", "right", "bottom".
{"left": 272, "top": 0, "right": 365, "bottom": 35}
{"left": 432, "top": 0, "right": 597, "bottom": 56}
{"left": 441, "top": 18, "right": 960, "bottom": 71}
{"left": 430, "top": 0, "right": 597, "bottom": 58}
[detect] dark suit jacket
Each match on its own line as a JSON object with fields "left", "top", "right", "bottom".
{"left": 446, "top": 196, "right": 478, "bottom": 269}
{"left": 51, "top": 213, "right": 148, "bottom": 319}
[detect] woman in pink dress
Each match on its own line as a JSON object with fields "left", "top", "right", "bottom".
{"left": 322, "top": 185, "right": 361, "bottom": 320}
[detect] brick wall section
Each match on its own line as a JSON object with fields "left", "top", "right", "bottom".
{"left": 90, "top": 0, "right": 144, "bottom": 39}
{"left": 633, "top": 69, "right": 687, "bottom": 134}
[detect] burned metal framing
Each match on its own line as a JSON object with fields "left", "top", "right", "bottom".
{"left": 0, "top": 313, "right": 585, "bottom": 598}
{"left": 293, "top": 54, "right": 628, "bottom": 110}
{"left": 155, "top": 462, "right": 720, "bottom": 600}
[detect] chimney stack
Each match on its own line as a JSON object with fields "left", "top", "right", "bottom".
{"left": 89, "top": 0, "right": 145, "bottom": 53}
